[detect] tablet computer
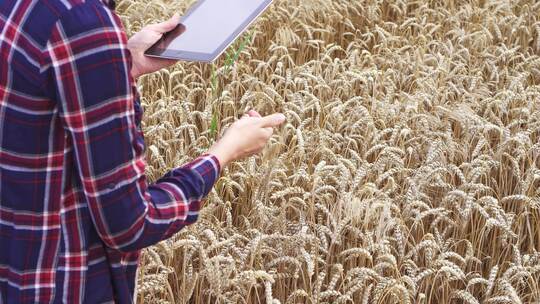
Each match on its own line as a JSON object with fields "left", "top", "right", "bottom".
{"left": 145, "top": 0, "right": 274, "bottom": 63}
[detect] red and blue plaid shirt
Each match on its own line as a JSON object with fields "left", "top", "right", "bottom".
{"left": 0, "top": 0, "right": 221, "bottom": 302}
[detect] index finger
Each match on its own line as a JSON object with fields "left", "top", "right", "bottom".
{"left": 258, "top": 113, "right": 286, "bottom": 128}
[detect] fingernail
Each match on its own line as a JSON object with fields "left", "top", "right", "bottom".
{"left": 276, "top": 114, "right": 286, "bottom": 122}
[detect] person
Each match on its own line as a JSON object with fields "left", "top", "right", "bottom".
{"left": 0, "top": 0, "right": 285, "bottom": 302}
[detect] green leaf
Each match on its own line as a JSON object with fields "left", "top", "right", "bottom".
{"left": 232, "top": 32, "right": 252, "bottom": 63}
{"left": 209, "top": 113, "right": 218, "bottom": 138}
{"left": 211, "top": 64, "right": 218, "bottom": 96}
{"left": 224, "top": 32, "right": 253, "bottom": 74}
{"left": 208, "top": 32, "right": 252, "bottom": 142}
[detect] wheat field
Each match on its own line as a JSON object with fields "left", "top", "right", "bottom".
{"left": 115, "top": 0, "right": 540, "bottom": 303}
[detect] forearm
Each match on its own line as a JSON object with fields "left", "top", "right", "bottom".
{"left": 91, "top": 154, "right": 220, "bottom": 252}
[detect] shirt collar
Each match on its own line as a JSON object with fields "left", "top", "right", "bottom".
{"left": 101, "top": 0, "right": 116, "bottom": 10}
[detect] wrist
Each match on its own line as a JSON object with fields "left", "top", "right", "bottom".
{"left": 207, "top": 141, "right": 235, "bottom": 168}
{"left": 130, "top": 59, "right": 142, "bottom": 79}
{"left": 127, "top": 44, "right": 143, "bottom": 79}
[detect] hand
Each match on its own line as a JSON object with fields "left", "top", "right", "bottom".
{"left": 207, "top": 111, "right": 286, "bottom": 167}
{"left": 127, "top": 14, "right": 184, "bottom": 79}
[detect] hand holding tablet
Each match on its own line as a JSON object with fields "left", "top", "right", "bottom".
{"left": 145, "top": 0, "right": 275, "bottom": 63}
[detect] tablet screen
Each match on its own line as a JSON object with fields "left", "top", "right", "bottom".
{"left": 146, "top": 0, "right": 273, "bottom": 62}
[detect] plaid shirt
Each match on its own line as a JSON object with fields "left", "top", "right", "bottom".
{"left": 0, "top": 0, "right": 221, "bottom": 303}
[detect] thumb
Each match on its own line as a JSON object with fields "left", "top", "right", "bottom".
{"left": 258, "top": 113, "right": 286, "bottom": 128}
{"left": 150, "top": 13, "right": 181, "bottom": 33}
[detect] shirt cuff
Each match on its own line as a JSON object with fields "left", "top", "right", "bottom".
{"left": 199, "top": 153, "right": 222, "bottom": 174}
{"left": 188, "top": 154, "right": 221, "bottom": 198}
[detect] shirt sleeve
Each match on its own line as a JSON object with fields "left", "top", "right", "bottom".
{"left": 43, "top": 1, "right": 220, "bottom": 252}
